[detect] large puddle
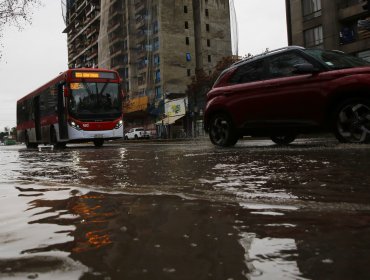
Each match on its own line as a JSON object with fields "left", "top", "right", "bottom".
{"left": 1, "top": 140, "right": 370, "bottom": 279}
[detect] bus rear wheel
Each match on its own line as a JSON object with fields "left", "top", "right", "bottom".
{"left": 94, "top": 139, "right": 104, "bottom": 147}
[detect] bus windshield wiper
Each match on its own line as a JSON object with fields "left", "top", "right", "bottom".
{"left": 99, "top": 82, "right": 109, "bottom": 95}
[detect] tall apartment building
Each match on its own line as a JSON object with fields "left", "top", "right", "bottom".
{"left": 286, "top": 0, "right": 370, "bottom": 61}
{"left": 62, "top": 0, "right": 232, "bottom": 134}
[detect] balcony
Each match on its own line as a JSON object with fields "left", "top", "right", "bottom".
{"left": 339, "top": 1, "right": 367, "bottom": 20}
{"left": 110, "top": 48, "right": 124, "bottom": 59}
{"left": 339, "top": 18, "right": 370, "bottom": 51}
{"left": 86, "top": 48, "right": 98, "bottom": 61}
{"left": 135, "top": 1, "right": 146, "bottom": 13}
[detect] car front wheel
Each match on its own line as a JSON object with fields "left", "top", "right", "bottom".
{"left": 270, "top": 135, "right": 296, "bottom": 145}
{"left": 209, "top": 114, "right": 238, "bottom": 147}
{"left": 333, "top": 99, "right": 370, "bottom": 143}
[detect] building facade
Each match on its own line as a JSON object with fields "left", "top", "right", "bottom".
{"left": 62, "top": 0, "right": 232, "bottom": 137}
{"left": 286, "top": 0, "right": 370, "bottom": 61}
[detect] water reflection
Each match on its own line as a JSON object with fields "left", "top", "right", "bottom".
{"left": 19, "top": 192, "right": 251, "bottom": 279}
{"left": 1, "top": 143, "right": 370, "bottom": 279}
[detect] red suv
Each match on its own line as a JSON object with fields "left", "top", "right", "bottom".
{"left": 204, "top": 46, "right": 370, "bottom": 146}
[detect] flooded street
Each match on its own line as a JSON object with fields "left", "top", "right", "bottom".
{"left": 1, "top": 138, "right": 370, "bottom": 279}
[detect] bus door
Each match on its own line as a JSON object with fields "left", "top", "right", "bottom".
{"left": 33, "top": 96, "right": 41, "bottom": 141}
{"left": 58, "top": 84, "right": 68, "bottom": 139}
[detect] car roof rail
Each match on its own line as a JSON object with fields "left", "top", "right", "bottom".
{"left": 231, "top": 45, "right": 305, "bottom": 67}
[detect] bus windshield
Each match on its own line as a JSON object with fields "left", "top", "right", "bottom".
{"left": 68, "top": 82, "right": 122, "bottom": 119}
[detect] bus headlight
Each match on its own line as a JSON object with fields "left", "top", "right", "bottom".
{"left": 115, "top": 120, "right": 123, "bottom": 129}
{"left": 69, "top": 121, "right": 82, "bottom": 131}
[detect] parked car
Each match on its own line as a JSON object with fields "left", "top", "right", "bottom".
{"left": 124, "top": 127, "right": 150, "bottom": 140}
{"left": 204, "top": 46, "right": 370, "bottom": 147}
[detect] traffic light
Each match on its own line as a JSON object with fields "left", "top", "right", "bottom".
{"left": 363, "top": 0, "right": 370, "bottom": 11}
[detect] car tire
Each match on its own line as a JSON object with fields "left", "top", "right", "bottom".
{"left": 271, "top": 135, "right": 296, "bottom": 145}
{"left": 333, "top": 98, "right": 370, "bottom": 143}
{"left": 209, "top": 113, "right": 238, "bottom": 147}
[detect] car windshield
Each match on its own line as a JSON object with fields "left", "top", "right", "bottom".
{"left": 304, "top": 49, "right": 370, "bottom": 70}
{"left": 68, "top": 82, "right": 122, "bottom": 119}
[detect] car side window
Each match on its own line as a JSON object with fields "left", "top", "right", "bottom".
{"left": 268, "top": 52, "right": 310, "bottom": 78}
{"left": 229, "top": 60, "right": 265, "bottom": 84}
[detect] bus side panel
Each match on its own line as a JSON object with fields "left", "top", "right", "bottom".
{"left": 41, "top": 124, "right": 51, "bottom": 143}
{"left": 33, "top": 96, "right": 42, "bottom": 141}
{"left": 17, "top": 130, "right": 25, "bottom": 143}
{"left": 39, "top": 84, "right": 61, "bottom": 143}
{"left": 58, "top": 84, "right": 68, "bottom": 140}
{"left": 16, "top": 100, "right": 36, "bottom": 143}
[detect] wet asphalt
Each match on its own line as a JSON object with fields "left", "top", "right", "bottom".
{"left": 0, "top": 137, "right": 370, "bottom": 280}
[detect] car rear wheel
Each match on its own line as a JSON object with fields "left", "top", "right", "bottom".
{"left": 209, "top": 114, "right": 238, "bottom": 147}
{"left": 333, "top": 99, "right": 370, "bottom": 143}
{"left": 270, "top": 135, "right": 296, "bottom": 145}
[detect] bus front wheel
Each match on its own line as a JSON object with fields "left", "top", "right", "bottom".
{"left": 50, "top": 128, "right": 66, "bottom": 149}
{"left": 25, "top": 132, "right": 37, "bottom": 149}
{"left": 94, "top": 139, "right": 104, "bottom": 147}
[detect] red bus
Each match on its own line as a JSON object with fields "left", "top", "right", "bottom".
{"left": 17, "top": 68, "right": 124, "bottom": 148}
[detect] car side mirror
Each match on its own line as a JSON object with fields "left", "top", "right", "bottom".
{"left": 293, "top": 63, "right": 319, "bottom": 74}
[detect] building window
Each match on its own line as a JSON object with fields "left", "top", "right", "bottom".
{"left": 154, "top": 54, "right": 160, "bottom": 66}
{"left": 153, "top": 37, "right": 159, "bottom": 50}
{"left": 302, "top": 0, "right": 322, "bottom": 21}
{"left": 184, "top": 5, "right": 188, "bottom": 13}
{"left": 186, "top": 37, "right": 190, "bottom": 45}
{"left": 155, "top": 86, "right": 162, "bottom": 98}
{"left": 186, "top": 53, "right": 191, "bottom": 61}
{"left": 187, "top": 69, "right": 191, "bottom": 76}
{"left": 206, "top": 24, "right": 210, "bottom": 32}
{"left": 155, "top": 70, "right": 161, "bottom": 83}
{"left": 185, "top": 21, "right": 189, "bottom": 29}
{"left": 304, "top": 25, "right": 323, "bottom": 48}
{"left": 205, "top": 9, "right": 209, "bottom": 17}
{"left": 208, "top": 55, "right": 212, "bottom": 62}
{"left": 153, "top": 21, "right": 159, "bottom": 34}
{"left": 207, "top": 39, "right": 211, "bottom": 47}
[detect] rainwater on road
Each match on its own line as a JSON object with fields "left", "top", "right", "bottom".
{"left": 1, "top": 138, "right": 370, "bottom": 280}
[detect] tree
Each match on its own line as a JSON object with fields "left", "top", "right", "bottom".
{"left": 0, "top": 0, "right": 40, "bottom": 58}
{"left": 186, "top": 56, "right": 240, "bottom": 136}
{"left": 186, "top": 56, "right": 240, "bottom": 111}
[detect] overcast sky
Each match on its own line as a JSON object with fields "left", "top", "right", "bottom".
{"left": 0, "top": 0, "right": 287, "bottom": 131}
